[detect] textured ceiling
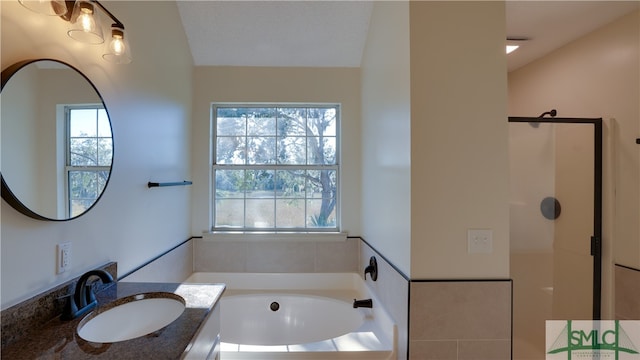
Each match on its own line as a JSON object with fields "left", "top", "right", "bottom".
{"left": 177, "top": 1, "right": 373, "bottom": 67}
{"left": 505, "top": 1, "right": 639, "bottom": 71}
{"left": 176, "top": 1, "right": 639, "bottom": 70}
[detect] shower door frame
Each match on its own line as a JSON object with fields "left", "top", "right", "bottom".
{"left": 508, "top": 116, "right": 603, "bottom": 320}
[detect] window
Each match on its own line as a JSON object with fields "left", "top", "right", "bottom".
{"left": 212, "top": 104, "right": 339, "bottom": 232}
{"left": 66, "top": 105, "right": 112, "bottom": 217}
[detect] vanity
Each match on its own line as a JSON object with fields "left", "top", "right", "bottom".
{"left": 1, "top": 279, "right": 225, "bottom": 359}
{"left": 1, "top": 58, "right": 226, "bottom": 358}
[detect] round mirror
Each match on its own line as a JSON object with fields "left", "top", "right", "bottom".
{"left": 1, "top": 59, "right": 113, "bottom": 221}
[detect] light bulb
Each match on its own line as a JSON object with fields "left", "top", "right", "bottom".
{"left": 67, "top": 1, "right": 103, "bottom": 44}
{"left": 103, "top": 26, "right": 132, "bottom": 64}
{"left": 78, "top": 10, "right": 96, "bottom": 33}
{"left": 109, "top": 34, "right": 125, "bottom": 56}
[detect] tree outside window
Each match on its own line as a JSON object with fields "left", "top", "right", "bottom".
{"left": 213, "top": 105, "right": 339, "bottom": 232}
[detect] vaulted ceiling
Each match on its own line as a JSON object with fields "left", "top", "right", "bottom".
{"left": 176, "top": 1, "right": 639, "bottom": 71}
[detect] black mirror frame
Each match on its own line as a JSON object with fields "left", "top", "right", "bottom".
{"left": 1, "top": 59, "right": 114, "bottom": 221}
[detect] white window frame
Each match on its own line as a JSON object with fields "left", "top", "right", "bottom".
{"left": 64, "top": 104, "right": 111, "bottom": 217}
{"left": 211, "top": 103, "right": 342, "bottom": 233}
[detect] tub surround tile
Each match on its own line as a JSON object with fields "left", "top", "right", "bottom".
{"left": 409, "top": 340, "right": 457, "bottom": 360}
{"left": 194, "top": 236, "right": 360, "bottom": 273}
{"left": 0, "top": 262, "right": 117, "bottom": 349}
{"left": 409, "top": 280, "right": 512, "bottom": 359}
{"left": 458, "top": 340, "right": 511, "bottom": 360}
{"left": 194, "top": 239, "right": 248, "bottom": 272}
{"left": 410, "top": 281, "right": 511, "bottom": 340}
{"left": 615, "top": 264, "right": 640, "bottom": 320}
{"left": 246, "top": 241, "right": 316, "bottom": 272}
{"left": 360, "top": 240, "right": 410, "bottom": 360}
{"left": 315, "top": 237, "right": 359, "bottom": 272}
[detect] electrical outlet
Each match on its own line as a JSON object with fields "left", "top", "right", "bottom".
{"left": 57, "top": 242, "right": 71, "bottom": 274}
{"left": 467, "top": 229, "right": 493, "bottom": 254}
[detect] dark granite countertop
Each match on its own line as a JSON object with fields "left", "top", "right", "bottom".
{"left": 1, "top": 282, "right": 225, "bottom": 359}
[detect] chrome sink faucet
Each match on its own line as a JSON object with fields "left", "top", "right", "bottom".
{"left": 61, "top": 269, "right": 114, "bottom": 320}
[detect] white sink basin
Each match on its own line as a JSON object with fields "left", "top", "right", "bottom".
{"left": 77, "top": 292, "right": 186, "bottom": 343}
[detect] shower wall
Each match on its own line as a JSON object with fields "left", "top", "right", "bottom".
{"left": 509, "top": 122, "right": 555, "bottom": 358}
{"left": 510, "top": 123, "right": 556, "bottom": 254}
{"left": 551, "top": 124, "right": 594, "bottom": 320}
{"left": 508, "top": 10, "right": 640, "bottom": 321}
{"left": 510, "top": 121, "right": 595, "bottom": 359}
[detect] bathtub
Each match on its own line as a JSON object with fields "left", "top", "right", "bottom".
{"left": 183, "top": 272, "right": 396, "bottom": 360}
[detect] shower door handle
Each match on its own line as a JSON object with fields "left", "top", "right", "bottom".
{"left": 590, "top": 236, "right": 601, "bottom": 257}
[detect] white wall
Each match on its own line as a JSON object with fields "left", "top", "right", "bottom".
{"left": 190, "top": 66, "right": 362, "bottom": 236}
{"left": 509, "top": 10, "right": 640, "bottom": 317}
{"left": 1, "top": 1, "right": 194, "bottom": 309}
{"left": 409, "top": 1, "right": 510, "bottom": 278}
{"left": 1, "top": 65, "right": 40, "bottom": 213}
{"left": 360, "top": 2, "right": 509, "bottom": 279}
{"left": 39, "top": 67, "right": 102, "bottom": 218}
{"left": 360, "top": 1, "right": 412, "bottom": 276}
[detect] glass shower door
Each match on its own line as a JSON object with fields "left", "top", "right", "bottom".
{"left": 509, "top": 118, "right": 602, "bottom": 360}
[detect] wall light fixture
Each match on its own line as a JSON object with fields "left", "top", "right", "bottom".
{"left": 103, "top": 24, "right": 132, "bottom": 64}
{"left": 67, "top": 1, "right": 103, "bottom": 44}
{"left": 18, "top": 0, "right": 67, "bottom": 16}
{"left": 18, "top": 0, "right": 132, "bottom": 64}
